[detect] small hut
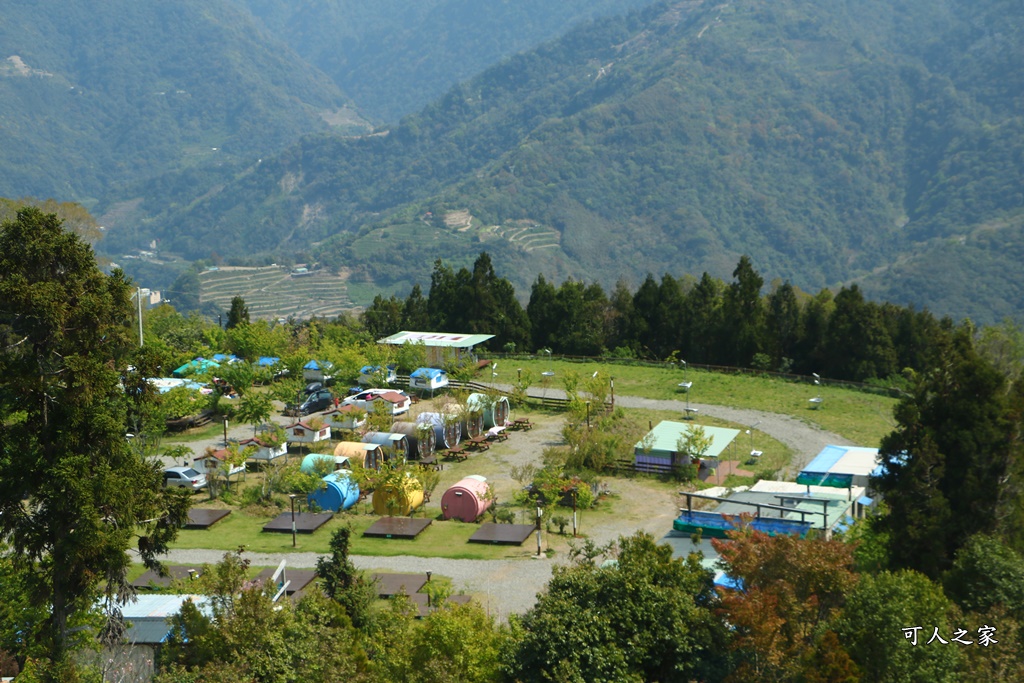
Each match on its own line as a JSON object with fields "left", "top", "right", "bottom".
{"left": 358, "top": 364, "right": 397, "bottom": 386}
{"left": 418, "top": 412, "right": 461, "bottom": 449}
{"left": 334, "top": 441, "right": 386, "bottom": 470}
{"left": 285, "top": 420, "right": 331, "bottom": 446}
{"left": 362, "top": 432, "right": 410, "bottom": 460}
{"left": 308, "top": 471, "right": 360, "bottom": 512}
{"left": 323, "top": 404, "right": 366, "bottom": 431}
{"left": 441, "top": 475, "right": 492, "bottom": 523}
{"left": 371, "top": 474, "right": 424, "bottom": 516}
{"left": 192, "top": 448, "right": 245, "bottom": 478}
{"left": 239, "top": 436, "right": 287, "bottom": 463}
{"left": 392, "top": 421, "right": 436, "bottom": 459}
{"left": 302, "top": 360, "right": 334, "bottom": 383}
{"left": 409, "top": 367, "right": 449, "bottom": 393}
{"left": 467, "top": 393, "right": 511, "bottom": 429}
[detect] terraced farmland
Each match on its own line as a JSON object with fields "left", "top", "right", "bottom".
{"left": 199, "top": 267, "right": 358, "bottom": 320}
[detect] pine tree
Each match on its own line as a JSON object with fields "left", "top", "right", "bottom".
{"left": 226, "top": 295, "right": 250, "bottom": 329}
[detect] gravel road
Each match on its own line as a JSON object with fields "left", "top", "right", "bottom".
{"left": 152, "top": 386, "right": 854, "bottom": 618}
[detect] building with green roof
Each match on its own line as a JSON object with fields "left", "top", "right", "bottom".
{"left": 633, "top": 421, "right": 740, "bottom": 473}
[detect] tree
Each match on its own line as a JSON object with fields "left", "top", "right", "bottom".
{"left": 721, "top": 255, "right": 766, "bottom": 367}
{"left": 225, "top": 296, "right": 250, "bottom": 329}
{"left": 835, "top": 570, "right": 962, "bottom": 682}
{"left": 872, "top": 327, "right": 1023, "bottom": 577}
{"left": 235, "top": 391, "right": 273, "bottom": 435}
{"left": 712, "top": 528, "right": 859, "bottom": 682}
{"left": 0, "top": 207, "right": 190, "bottom": 665}
{"left": 316, "top": 527, "right": 376, "bottom": 630}
{"left": 409, "top": 603, "right": 507, "bottom": 683}
{"left": 401, "top": 283, "right": 431, "bottom": 331}
{"left": 527, "top": 274, "right": 559, "bottom": 351}
{"left": 361, "top": 293, "right": 404, "bottom": 339}
{"left": 502, "top": 532, "right": 729, "bottom": 682}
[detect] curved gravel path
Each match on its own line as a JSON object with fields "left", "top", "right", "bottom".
{"left": 153, "top": 386, "right": 854, "bottom": 618}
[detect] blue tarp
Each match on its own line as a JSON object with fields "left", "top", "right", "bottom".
{"left": 212, "top": 354, "right": 239, "bottom": 363}
{"left": 172, "top": 358, "right": 220, "bottom": 377}
{"left": 410, "top": 367, "right": 445, "bottom": 379}
{"left": 304, "top": 360, "right": 333, "bottom": 370}
{"left": 256, "top": 356, "right": 280, "bottom": 367}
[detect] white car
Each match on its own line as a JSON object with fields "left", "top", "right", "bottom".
{"left": 163, "top": 467, "right": 208, "bottom": 492}
{"left": 342, "top": 389, "right": 412, "bottom": 416}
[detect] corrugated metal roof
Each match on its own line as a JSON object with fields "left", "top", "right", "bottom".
{"left": 379, "top": 331, "right": 494, "bottom": 347}
{"left": 633, "top": 421, "right": 740, "bottom": 458}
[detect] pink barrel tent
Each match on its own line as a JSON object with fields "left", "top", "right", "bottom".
{"left": 440, "top": 475, "right": 492, "bottom": 523}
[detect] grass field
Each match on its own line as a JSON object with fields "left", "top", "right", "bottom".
{"left": 503, "top": 359, "right": 897, "bottom": 446}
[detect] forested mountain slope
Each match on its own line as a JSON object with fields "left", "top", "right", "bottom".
{"left": 234, "top": 0, "right": 661, "bottom": 123}
{"left": 0, "top": 0, "right": 357, "bottom": 206}
{"left": 108, "top": 0, "right": 1024, "bottom": 322}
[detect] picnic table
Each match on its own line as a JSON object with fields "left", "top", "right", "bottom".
{"left": 512, "top": 418, "right": 533, "bottom": 431}
{"left": 486, "top": 426, "right": 508, "bottom": 442}
{"left": 467, "top": 435, "right": 490, "bottom": 451}
{"left": 443, "top": 445, "right": 467, "bottom": 462}
{"left": 419, "top": 454, "right": 441, "bottom": 471}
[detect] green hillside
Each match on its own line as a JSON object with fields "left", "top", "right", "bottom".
{"left": 198, "top": 266, "right": 358, "bottom": 320}
{"left": 109, "top": 0, "right": 1024, "bottom": 322}
{"left": 237, "top": 0, "right": 661, "bottom": 123}
{"left": 0, "top": 0, "right": 362, "bottom": 207}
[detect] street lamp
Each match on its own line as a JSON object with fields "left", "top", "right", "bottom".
{"left": 223, "top": 416, "right": 229, "bottom": 447}
{"left": 746, "top": 421, "right": 762, "bottom": 459}
{"left": 288, "top": 494, "right": 297, "bottom": 548}
{"left": 426, "top": 570, "right": 432, "bottom": 608}
{"left": 810, "top": 373, "right": 823, "bottom": 409}
{"left": 571, "top": 486, "right": 578, "bottom": 537}
{"left": 585, "top": 401, "right": 591, "bottom": 429}
{"left": 535, "top": 504, "right": 543, "bottom": 557}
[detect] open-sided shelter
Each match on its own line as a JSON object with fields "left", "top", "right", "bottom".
{"left": 797, "top": 445, "right": 881, "bottom": 491}
{"left": 441, "top": 475, "right": 492, "bottom": 522}
{"left": 378, "top": 330, "right": 494, "bottom": 366}
{"left": 633, "top": 421, "right": 740, "bottom": 473}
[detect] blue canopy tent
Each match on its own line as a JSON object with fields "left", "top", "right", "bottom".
{"left": 256, "top": 356, "right": 281, "bottom": 367}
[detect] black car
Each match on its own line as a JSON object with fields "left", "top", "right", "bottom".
{"left": 304, "top": 382, "right": 323, "bottom": 395}
{"left": 286, "top": 389, "right": 334, "bottom": 416}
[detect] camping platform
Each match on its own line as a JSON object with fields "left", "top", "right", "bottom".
{"left": 185, "top": 508, "right": 232, "bottom": 529}
{"left": 371, "top": 572, "right": 429, "bottom": 597}
{"left": 469, "top": 523, "right": 535, "bottom": 545}
{"left": 363, "top": 517, "right": 432, "bottom": 539}
{"left": 261, "top": 512, "right": 334, "bottom": 534}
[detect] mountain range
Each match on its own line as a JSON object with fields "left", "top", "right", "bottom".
{"left": 2, "top": 0, "right": 1022, "bottom": 324}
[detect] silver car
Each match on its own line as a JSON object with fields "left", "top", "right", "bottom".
{"left": 163, "top": 467, "right": 208, "bottom": 492}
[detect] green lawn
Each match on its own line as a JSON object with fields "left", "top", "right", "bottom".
{"left": 504, "top": 359, "right": 897, "bottom": 447}
{"left": 170, "top": 508, "right": 537, "bottom": 560}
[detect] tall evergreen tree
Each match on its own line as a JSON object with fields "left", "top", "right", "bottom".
{"left": 721, "top": 255, "right": 766, "bottom": 367}
{"left": 0, "top": 208, "right": 190, "bottom": 665}
{"left": 682, "top": 272, "right": 724, "bottom": 364}
{"left": 401, "top": 283, "right": 430, "bottom": 331}
{"left": 226, "top": 295, "right": 250, "bottom": 329}
{"left": 527, "top": 274, "right": 559, "bottom": 352}
{"left": 872, "top": 327, "right": 1023, "bottom": 577}
{"left": 765, "top": 281, "right": 801, "bottom": 369}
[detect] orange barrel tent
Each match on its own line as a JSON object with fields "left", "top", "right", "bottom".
{"left": 440, "top": 475, "right": 492, "bottom": 523}
{"left": 333, "top": 441, "right": 386, "bottom": 470}
{"left": 392, "top": 421, "right": 436, "bottom": 460}
{"left": 371, "top": 473, "right": 424, "bottom": 516}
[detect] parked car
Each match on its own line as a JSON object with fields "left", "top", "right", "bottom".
{"left": 342, "top": 388, "right": 412, "bottom": 415}
{"left": 304, "top": 382, "right": 323, "bottom": 395}
{"left": 286, "top": 389, "right": 335, "bottom": 416}
{"left": 163, "top": 467, "right": 208, "bottom": 492}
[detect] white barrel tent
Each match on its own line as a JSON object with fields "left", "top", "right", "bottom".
{"left": 391, "top": 421, "right": 436, "bottom": 459}
{"left": 467, "top": 393, "right": 511, "bottom": 429}
{"left": 438, "top": 399, "right": 484, "bottom": 439}
{"left": 418, "top": 412, "right": 461, "bottom": 449}
{"left": 362, "top": 431, "right": 409, "bottom": 460}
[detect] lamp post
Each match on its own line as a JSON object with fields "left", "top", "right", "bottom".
{"left": 536, "top": 505, "right": 544, "bottom": 557}
{"left": 223, "top": 416, "right": 229, "bottom": 447}
{"left": 571, "top": 486, "right": 578, "bottom": 537}
{"left": 288, "top": 494, "right": 297, "bottom": 548}
{"left": 426, "top": 570, "right": 432, "bottom": 608}
{"left": 585, "top": 401, "right": 591, "bottom": 429}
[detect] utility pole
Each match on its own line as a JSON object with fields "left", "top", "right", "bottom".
{"left": 133, "top": 287, "right": 144, "bottom": 347}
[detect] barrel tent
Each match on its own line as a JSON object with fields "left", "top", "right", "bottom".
{"left": 308, "top": 471, "right": 360, "bottom": 512}
{"left": 467, "top": 393, "right": 511, "bottom": 429}
{"left": 300, "top": 453, "right": 350, "bottom": 475}
{"left": 371, "top": 474, "right": 424, "bottom": 516}
{"left": 438, "top": 399, "right": 484, "bottom": 439}
{"left": 418, "top": 412, "right": 462, "bottom": 449}
{"left": 391, "top": 422, "right": 435, "bottom": 459}
{"left": 333, "top": 441, "right": 386, "bottom": 470}
{"left": 441, "top": 475, "right": 492, "bottom": 523}
{"left": 362, "top": 432, "right": 409, "bottom": 460}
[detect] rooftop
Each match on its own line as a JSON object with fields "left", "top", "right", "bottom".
{"left": 634, "top": 421, "right": 741, "bottom": 458}
{"left": 378, "top": 331, "right": 495, "bottom": 348}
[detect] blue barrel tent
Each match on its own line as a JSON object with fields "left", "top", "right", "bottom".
{"left": 418, "top": 412, "right": 461, "bottom": 449}
{"left": 308, "top": 471, "right": 360, "bottom": 512}
{"left": 362, "top": 431, "right": 409, "bottom": 460}
{"left": 466, "top": 393, "right": 511, "bottom": 429}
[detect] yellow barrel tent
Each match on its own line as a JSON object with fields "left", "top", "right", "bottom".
{"left": 371, "top": 474, "right": 424, "bottom": 516}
